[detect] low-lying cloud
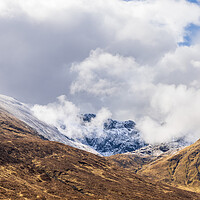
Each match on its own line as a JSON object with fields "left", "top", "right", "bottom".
{"left": 32, "top": 95, "right": 112, "bottom": 139}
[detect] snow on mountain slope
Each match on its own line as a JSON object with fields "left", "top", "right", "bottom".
{"left": 0, "top": 94, "right": 147, "bottom": 156}
{"left": 126, "top": 138, "right": 190, "bottom": 159}
{"left": 79, "top": 115, "right": 190, "bottom": 156}
{"left": 0, "top": 94, "right": 191, "bottom": 157}
{"left": 79, "top": 114, "right": 147, "bottom": 156}
{"left": 0, "top": 94, "right": 99, "bottom": 155}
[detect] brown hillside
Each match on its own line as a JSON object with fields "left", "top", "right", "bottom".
{"left": 106, "top": 153, "right": 153, "bottom": 173}
{"left": 0, "top": 108, "right": 43, "bottom": 141}
{"left": 139, "top": 139, "right": 200, "bottom": 193}
{"left": 1, "top": 109, "right": 200, "bottom": 199}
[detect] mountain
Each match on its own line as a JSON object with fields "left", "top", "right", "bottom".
{"left": 79, "top": 114, "right": 147, "bottom": 156}
{"left": 0, "top": 95, "right": 191, "bottom": 157}
{"left": 106, "top": 139, "right": 189, "bottom": 172}
{"left": 138, "top": 139, "right": 200, "bottom": 193}
{"left": 1, "top": 109, "right": 200, "bottom": 200}
{"left": 0, "top": 94, "right": 99, "bottom": 155}
{"left": 0, "top": 95, "right": 148, "bottom": 156}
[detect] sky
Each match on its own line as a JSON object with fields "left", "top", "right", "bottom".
{"left": 1, "top": 0, "right": 200, "bottom": 144}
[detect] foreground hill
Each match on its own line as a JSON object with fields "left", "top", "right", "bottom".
{"left": 0, "top": 109, "right": 200, "bottom": 199}
{"left": 0, "top": 94, "right": 147, "bottom": 156}
{"left": 0, "top": 94, "right": 99, "bottom": 155}
{"left": 138, "top": 139, "right": 200, "bottom": 193}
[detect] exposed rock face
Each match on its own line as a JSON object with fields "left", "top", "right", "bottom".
{"left": 80, "top": 114, "right": 146, "bottom": 156}
{"left": 82, "top": 113, "right": 96, "bottom": 122}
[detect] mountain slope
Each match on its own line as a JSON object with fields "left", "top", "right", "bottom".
{"left": 0, "top": 94, "right": 146, "bottom": 156}
{"left": 106, "top": 153, "right": 152, "bottom": 173}
{"left": 138, "top": 139, "right": 200, "bottom": 193}
{"left": 0, "top": 95, "right": 190, "bottom": 157}
{"left": 0, "top": 107, "right": 44, "bottom": 141}
{"left": 1, "top": 109, "right": 200, "bottom": 199}
{"left": 80, "top": 114, "right": 146, "bottom": 156}
{"left": 0, "top": 94, "right": 99, "bottom": 155}
{"left": 106, "top": 140, "right": 189, "bottom": 172}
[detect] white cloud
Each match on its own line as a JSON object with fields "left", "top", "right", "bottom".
{"left": 70, "top": 49, "right": 156, "bottom": 121}
{"left": 138, "top": 84, "right": 200, "bottom": 143}
{"left": 86, "top": 108, "right": 112, "bottom": 138}
{"left": 32, "top": 95, "right": 83, "bottom": 138}
{"left": 191, "top": 59, "right": 200, "bottom": 68}
{"left": 70, "top": 45, "right": 200, "bottom": 144}
{"left": 0, "top": 0, "right": 200, "bottom": 144}
{"left": 32, "top": 95, "right": 111, "bottom": 139}
{"left": 71, "top": 49, "right": 154, "bottom": 96}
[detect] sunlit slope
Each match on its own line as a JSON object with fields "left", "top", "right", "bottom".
{"left": 139, "top": 139, "right": 200, "bottom": 193}
{"left": 1, "top": 109, "right": 200, "bottom": 199}
{"left": 106, "top": 141, "right": 186, "bottom": 172}
{"left": 0, "top": 94, "right": 99, "bottom": 154}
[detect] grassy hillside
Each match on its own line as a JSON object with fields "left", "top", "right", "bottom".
{"left": 106, "top": 153, "right": 153, "bottom": 173}
{"left": 139, "top": 139, "right": 200, "bottom": 193}
{"left": 0, "top": 108, "right": 200, "bottom": 199}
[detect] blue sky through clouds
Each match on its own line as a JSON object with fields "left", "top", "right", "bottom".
{"left": 179, "top": 23, "right": 200, "bottom": 46}
{"left": 187, "top": 0, "right": 199, "bottom": 4}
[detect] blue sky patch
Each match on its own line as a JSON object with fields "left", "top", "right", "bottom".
{"left": 187, "top": 0, "right": 199, "bottom": 4}
{"left": 179, "top": 23, "right": 200, "bottom": 46}
{"left": 124, "top": 0, "right": 200, "bottom": 4}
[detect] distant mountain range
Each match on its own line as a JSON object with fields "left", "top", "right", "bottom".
{"left": 0, "top": 94, "right": 191, "bottom": 157}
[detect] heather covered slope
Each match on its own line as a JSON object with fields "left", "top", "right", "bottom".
{"left": 106, "top": 153, "right": 153, "bottom": 173}
{"left": 139, "top": 139, "right": 200, "bottom": 193}
{"left": 106, "top": 141, "right": 187, "bottom": 172}
{"left": 1, "top": 109, "right": 200, "bottom": 199}
{"left": 0, "top": 107, "right": 44, "bottom": 141}
{"left": 0, "top": 95, "right": 190, "bottom": 157}
{"left": 0, "top": 95, "right": 99, "bottom": 155}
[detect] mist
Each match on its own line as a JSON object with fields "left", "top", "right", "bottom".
{"left": 32, "top": 95, "right": 112, "bottom": 139}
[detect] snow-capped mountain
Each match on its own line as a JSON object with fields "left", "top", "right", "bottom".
{"left": 0, "top": 94, "right": 191, "bottom": 157}
{"left": 126, "top": 138, "right": 190, "bottom": 159}
{"left": 0, "top": 94, "right": 99, "bottom": 155}
{"left": 79, "top": 114, "right": 147, "bottom": 156}
{"left": 0, "top": 94, "right": 147, "bottom": 156}
{"left": 79, "top": 114, "right": 190, "bottom": 156}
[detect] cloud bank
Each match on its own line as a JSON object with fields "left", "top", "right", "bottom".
{"left": 0, "top": 0, "right": 200, "bottom": 144}
{"left": 70, "top": 45, "right": 200, "bottom": 143}
{"left": 32, "top": 95, "right": 111, "bottom": 139}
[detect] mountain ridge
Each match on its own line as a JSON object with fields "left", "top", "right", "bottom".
{"left": 1, "top": 109, "right": 200, "bottom": 199}
{"left": 0, "top": 94, "right": 192, "bottom": 157}
{"left": 0, "top": 94, "right": 99, "bottom": 155}
{"left": 138, "top": 139, "right": 200, "bottom": 193}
